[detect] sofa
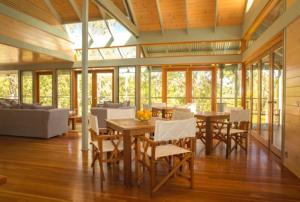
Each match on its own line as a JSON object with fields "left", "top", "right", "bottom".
{"left": 91, "top": 107, "right": 136, "bottom": 129}
{"left": 0, "top": 108, "right": 69, "bottom": 138}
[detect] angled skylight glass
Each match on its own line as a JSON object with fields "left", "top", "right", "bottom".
{"left": 64, "top": 23, "right": 92, "bottom": 49}
{"left": 88, "top": 21, "right": 111, "bottom": 48}
{"left": 107, "top": 19, "right": 132, "bottom": 46}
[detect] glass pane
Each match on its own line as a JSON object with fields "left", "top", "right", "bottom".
{"left": 97, "top": 72, "right": 113, "bottom": 104}
{"left": 77, "top": 73, "right": 93, "bottom": 115}
{"left": 119, "top": 67, "right": 135, "bottom": 106}
{"left": 107, "top": 19, "right": 132, "bottom": 46}
{"left": 57, "top": 70, "right": 71, "bottom": 109}
{"left": 119, "top": 46, "right": 136, "bottom": 58}
{"left": 167, "top": 71, "right": 186, "bottom": 106}
{"left": 0, "top": 71, "right": 18, "bottom": 101}
{"left": 217, "top": 64, "right": 242, "bottom": 108}
{"left": 192, "top": 71, "right": 212, "bottom": 111}
{"left": 141, "top": 67, "right": 150, "bottom": 108}
{"left": 38, "top": 74, "right": 53, "bottom": 106}
{"left": 252, "top": 63, "right": 259, "bottom": 130}
{"left": 21, "top": 71, "right": 33, "bottom": 104}
{"left": 88, "top": 20, "right": 111, "bottom": 48}
{"left": 272, "top": 47, "right": 284, "bottom": 150}
{"left": 100, "top": 48, "right": 122, "bottom": 59}
{"left": 246, "top": 66, "right": 252, "bottom": 109}
{"left": 260, "top": 55, "right": 270, "bottom": 141}
{"left": 151, "top": 68, "right": 162, "bottom": 103}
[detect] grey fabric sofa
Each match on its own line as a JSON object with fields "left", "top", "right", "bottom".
{"left": 0, "top": 108, "right": 69, "bottom": 138}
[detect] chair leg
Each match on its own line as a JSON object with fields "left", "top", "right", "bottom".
{"left": 150, "top": 158, "right": 155, "bottom": 196}
{"left": 190, "top": 153, "right": 194, "bottom": 189}
{"left": 99, "top": 154, "right": 105, "bottom": 191}
{"left": 226, "top": 135, "right": 231, "bottom": 159}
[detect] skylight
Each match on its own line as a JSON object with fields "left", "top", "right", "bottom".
{"left": 245, "top": 0, "right": 254, "bottom": 13}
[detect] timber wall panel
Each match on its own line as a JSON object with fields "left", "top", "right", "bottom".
{"left": 0, "top": 14, "right": 73, "bottom": 58}
{"left": 284, "top": 16, "right": 300, "bottom": 178}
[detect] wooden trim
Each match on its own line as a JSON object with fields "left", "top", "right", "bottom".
{"left": 245, "top": 32, "right": 284, "bottom": 65}
{"left": 243, "top": 0, "right": 281, "bottom": 40}
{"left": 92, "top": 72, "right": 97, "bottom": 107}
{"left": 241, "top": 63, "right": 246, "bottom": 108}
{"left": 162, "top": 67, "right": 167, "bottom": 103}
{"left": 186, "top": 67, "right": 192, "bottom": 103}
{"left": 211, "top": 65, "right": 217, "bottom": 112}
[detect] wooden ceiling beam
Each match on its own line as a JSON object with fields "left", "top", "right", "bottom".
{"left": 214, "top": 0, "right": 219, "bottom": 32}
{"left": 155, "top": 0, "right": 164, "bottom": 34}
{"left": 185, "top": 0, "right": 189, "bottom": 34}
{"left": 68, "top": 0, "right": 82, "bottom": 20}
{"left": 43, "top": 0, "right": 62, "bottom": 23}
{"left": 95, "top": 0, "right": 139, "bottom": 37}
{"left": 124, "top": 0, "right": 138, "bottom": 27}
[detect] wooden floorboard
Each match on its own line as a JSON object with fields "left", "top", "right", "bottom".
{"left": 0, "top": 133, "right": 299, "bottom": 202}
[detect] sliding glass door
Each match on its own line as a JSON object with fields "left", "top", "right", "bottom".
{"left": 96, "top": 71, "right": 113, "bottom": 105}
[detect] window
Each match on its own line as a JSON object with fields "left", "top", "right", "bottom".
{"left": 21, "top": 71, "right": 33, "bottom": 104}
{"left": 167, "top": 71, "right": 186, "bottom": 106}
{"left": 140, "top": 66, "right": 150, "bottom": 108}
{"left": 96, "top": 72, "right": 113, "bottom": 104}
{"left": 77, "top": 73, "right": 93, "bottom": 115}
{"left": 119, "top": 67, "right": 135, "bottom": 106}
{"left": 57, "top": 70, "right": 71, "bottom": 109}
{"left": 217, "top": 64, "right": 242, "bottom": 108}
{"left": 150, "top": 68, "right": 162, "bottom": 103}
{"left": 252, "top": 63, "right": 259, "bottom": 130}
{"left": 0, "top": 71, "right": 18, "bottom": 101}
{"left": 38, "top": 73, "right": 53, "bottom": 106}
{"left": 192, "top": 70, "right": 212, "bottom": 111}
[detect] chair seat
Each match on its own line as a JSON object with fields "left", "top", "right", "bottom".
{"left": 143, "top": 144, "right": 191, "bottom": 160}
{"left": 214, "top": 128, "right": 247, "bottom": 135}
{"left": 92, "top": 140, "right": 123, "bottom": 152}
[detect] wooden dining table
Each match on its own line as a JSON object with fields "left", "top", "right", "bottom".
{"left": 106, "top": 118, "right": 156, "bottom": 187}
{"left": 0, "top": 175, "right": 7, "bottom": 185}
{"left": 194, "top": 112, "right": 230, "bottom": 155}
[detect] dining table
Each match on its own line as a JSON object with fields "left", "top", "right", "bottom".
{"left": 194, "top": 111, "right": 230, "bottom": 155}
{"left": 0, "top": 175, "right": 7, "bottom": 185}
{"left": 106, "top": 118, "right": 156, "bottom": 187}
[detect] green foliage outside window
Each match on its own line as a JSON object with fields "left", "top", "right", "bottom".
{"left": 39, "top": 74, "right": 53, "bottom": 106}
{"left": 0, "top": 71, "right": 18, "bottom": 101}
{"left": 58, "top": 70, "right": 71, "bottom": 109}
{"left": 192, "top": 71, "right": 212, "bottom": 111}
{"left": 167, "top": 71, "right": 186, "bottom": 106}
{"left": 119, "top": 67, "right": 135, "bottom": 106}
{"left": 217, "top": 64, "right": 242, "bottom": 108}
{"left": 96, "top": 72, "right": 113, "bottom": 104}
{"left": 21, "top": 71, "right": 33, "bottom": 104}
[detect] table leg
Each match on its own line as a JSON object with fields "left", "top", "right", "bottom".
{"left": 123, "top": 130, "right": 132, "bottom": 187}
{"left": 72, "top": 118, "right": 76, "bottom": 130}
{"left": 205, "top": 117, "right": 213, "bottom": 155}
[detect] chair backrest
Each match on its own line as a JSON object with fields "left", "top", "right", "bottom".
{"left": 225, "top": 107, "right": 243, "bottom": 113}
{"left": 154, "top": 118, "right": 196, "bottom": 142}
{"left": 107, "top": 108, "right": 135, "bottom": 119}
{"left": 172, "top": 109, "right": 194, "bottom": 120}
{"left": 230, "top": 109, "right": 251, "bottom": 123}
{"left": 151, "top": 102, "right": 167, "bottom": 108}
{"left": 89, "top": 114, "right": 99, "bottom": 135}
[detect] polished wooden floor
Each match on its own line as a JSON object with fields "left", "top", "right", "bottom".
{"left": 0, "top": 133, "right": 299, "bottom": 202}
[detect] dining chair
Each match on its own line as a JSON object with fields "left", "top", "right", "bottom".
{"left": 136, "top": 118, "right": 196, "bottom": 196}
{"left": 212, "top": 109, "right": 250, "bottom": 158}
{"left": 89, "top": 114, "right": 123, "bottom": 191}
{"left": 151, "top": 102, "right": 167, "bottom": 117}
{"left": 172, "top": 109, "right": 194, "bottom": 120}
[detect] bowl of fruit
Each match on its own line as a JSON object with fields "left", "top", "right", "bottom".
{"left": 137, "top": 109, "right": 152, "bottom": 121}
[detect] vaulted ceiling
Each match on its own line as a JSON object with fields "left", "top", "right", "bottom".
{"left": 0, "top": 0, "right": 247, "bottom": 32}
